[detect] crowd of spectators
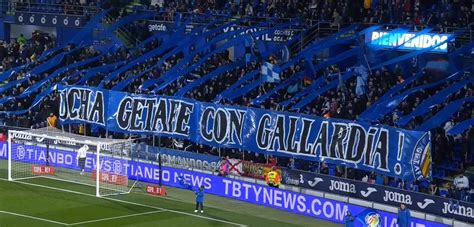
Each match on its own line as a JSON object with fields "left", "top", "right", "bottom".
{"left": 7, "top": 0, "right": 474, "bottom": 30}
{"left": 142, "top": 0, "right": 473, "bottom": 30}
{"left": 0, "top": 31, "right": 55, "bottom": 70}
{"left": 0, "top": 3, "right": 471, "bottom": 204}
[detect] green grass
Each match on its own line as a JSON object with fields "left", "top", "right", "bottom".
{"left": 0, "top": 160, "right": 341, "bottom": 227}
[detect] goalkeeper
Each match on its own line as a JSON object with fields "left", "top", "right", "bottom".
{"left": 76, "top": 145, "right": 88, "bottom": 175}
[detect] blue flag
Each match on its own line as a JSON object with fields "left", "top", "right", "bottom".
{"left": 287, "top": 82, "right": 299, "bottom": 93}
{"left": 355, "top": 65, "right": 369, "bottom": 96}
{"left": 261, "top": 62, "right": 281, "bottom": 83}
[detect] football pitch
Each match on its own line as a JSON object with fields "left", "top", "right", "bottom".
{"left": 0, "top": 160, "right": 341, "bottom": 227}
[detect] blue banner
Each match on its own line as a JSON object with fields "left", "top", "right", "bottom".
{"left": 0, "top": 85, "right": 57, "bottom": 115}
{"left": 176, "top": 60, "right": 249, "bottom": 97}
{"left": 293, "top": 70, "right": 353, "bottom": 109}
{"left": 0, "top": 142, "right": 448, "bottom": 226}
{"left": 281, "top": 168, "right": 474, "bottom": 223}
{"left": 78, "top": 61, "right": 126, "bottom": 85}
{"left": 216, "top": 70, "right": 260, "bottom": 101}
{"left": 397, "top": 78, "right": 474, "bottom": 127}
{"left": 448, "top": 119, "right": 474, "bottom": 135}
{"left": 416, "top": 97, "right": 474, "bottom": 131}
{"left": 359, "top": 70, "right": 465, "bottom": 122}
{"left": 58, "top": 85, "right": 432, "bottom": 181}
{"left": 0, "top": 65, "right": 26, "bottom": 82}
{"left": 30, "top": 46, "right": 82, "bottom": 76}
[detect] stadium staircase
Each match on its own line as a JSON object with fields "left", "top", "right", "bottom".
{"left": 100, "top": 0, "right": 147, "bottom": 48}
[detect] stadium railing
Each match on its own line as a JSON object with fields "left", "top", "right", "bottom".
{"left": 133, "top": 8, "right": 474, "bottom": 38}
{"left": 131, "top": 11, "right": 473, "bottom": 53}
{"left": 0, "top": 0, "right": 101, "bottom": 17}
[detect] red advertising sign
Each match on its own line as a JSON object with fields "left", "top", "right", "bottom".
{"left": 145, "top": 184, "right": 166, "bottom": 196}
{"left": 91, "top": 171, "right": 128, "bottom": 186}
{"left": 32, "top": 165, "right": 55, "bottom": 175}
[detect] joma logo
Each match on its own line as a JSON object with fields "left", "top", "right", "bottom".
{"left": 307, "top": 177, "right": 323, "bottom": 187}
{"left": 383, "top": 190, "right": 412, "bottom": 205}
{"left": 12, "top": 133, "right": 32, "bottom": 140}
{"left": 329, "top": 180, "right": 356, "bottom": 193}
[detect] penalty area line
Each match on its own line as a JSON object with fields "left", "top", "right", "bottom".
{"left": 0, "top": 210, "right": 68, "bottom": 226}
{"left": 0, "top": 179, "right": 247, "bottom": 227}
{"left": 103, "top": 195, "right": 248, "bottom": 227}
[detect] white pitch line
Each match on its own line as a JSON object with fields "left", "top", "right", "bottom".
{"left": 0, "top": 179, "right": 247, "bottom": 227}
{"left": 0, "top": 210, "right": 68, "bottom": 226}
{"left": 68, "top": 210, "right": 167, "bottom": 226}
{"left": 103, "top": 196, "right": 247, "bottom": 227}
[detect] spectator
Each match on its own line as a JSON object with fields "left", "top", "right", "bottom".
{"left": 443, "top": 119, "right": 455, "bottom": 137}
{"left": 47, "top": 112, "right": 58, "bottom": 128}
{"left": 448, "top": 183, "right": 457, "bottom": 198}
{"left": 335, "top": 166, "right": 345, "bottom": 177}
{"left": 268, "top": 155, "right": 277, "bottom": 166}
{"left": 17, "top": 34, "right": 27, "bottom": 46}
{"left": 287, "top": 157, "right": 295, "bottom": 169}
{"left": 368, "top": 172, "right": 376, "bottom": 184}
{"left": 332, "top": 10, "right": 342, "bottom": 27}
{"left": 397, "top": 203, "right": 411, "bottom": 227}
{"left": 0, "top": 129, "right": 6, "bottom": 142}
{"left": 218, "top": 156, "right": 230, "bottom": 177}
{"left": 344, "top": 210, "right": 354, "bottom": 227}
{"left": 245, "top": 3, "right": 253, "bottom": 16}
{"left": 429, "top": 183, "right": 439, "bottom": 196}
{"left": 320, "top": 162, "right": 329, "bottom": 175}
{"left": 454, "top": 173, "right": 470, "bottom": 201}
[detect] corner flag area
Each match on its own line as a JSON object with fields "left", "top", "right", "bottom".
{"left": 0, "top": 160, "right": 341, "bottom": 227}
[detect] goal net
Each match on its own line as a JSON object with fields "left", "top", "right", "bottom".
{"left": 7, "top": 127, "right": 137, "bottom": 197}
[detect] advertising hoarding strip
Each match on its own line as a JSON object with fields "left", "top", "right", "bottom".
{"left": 281, "top": 168, "right": 474, "bottom": 223}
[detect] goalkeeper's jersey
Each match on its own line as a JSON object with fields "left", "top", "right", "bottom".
{"left": 77, "top": 147, "right": 88, "bottom": 159}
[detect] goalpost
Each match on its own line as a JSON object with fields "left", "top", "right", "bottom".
{"left": 7, "top": 127, "right": 138, "bottom": 197}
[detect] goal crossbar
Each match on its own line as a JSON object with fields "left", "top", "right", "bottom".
{"left": 8, "top": 129, "right": 129, "bottom": 146}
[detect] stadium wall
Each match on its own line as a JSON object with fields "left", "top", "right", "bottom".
{"left": 0, "top": 19, "right": 9, "bottom": 41}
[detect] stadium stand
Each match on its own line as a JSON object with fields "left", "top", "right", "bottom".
{"left": 0, "top": 0, "right": 472, "bottom": 212}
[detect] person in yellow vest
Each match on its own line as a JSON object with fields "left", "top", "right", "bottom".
{"left": 79, "top": 124, "right": 85, "bottom": 135}
{"left": 265, "top": 166, "right": 281, "bottom": 188}
{"left": 47, "top": 113, "right": 58, "bottom": 128}
{"left": 364, "top": 0, "right": 372, "bottom": 10}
